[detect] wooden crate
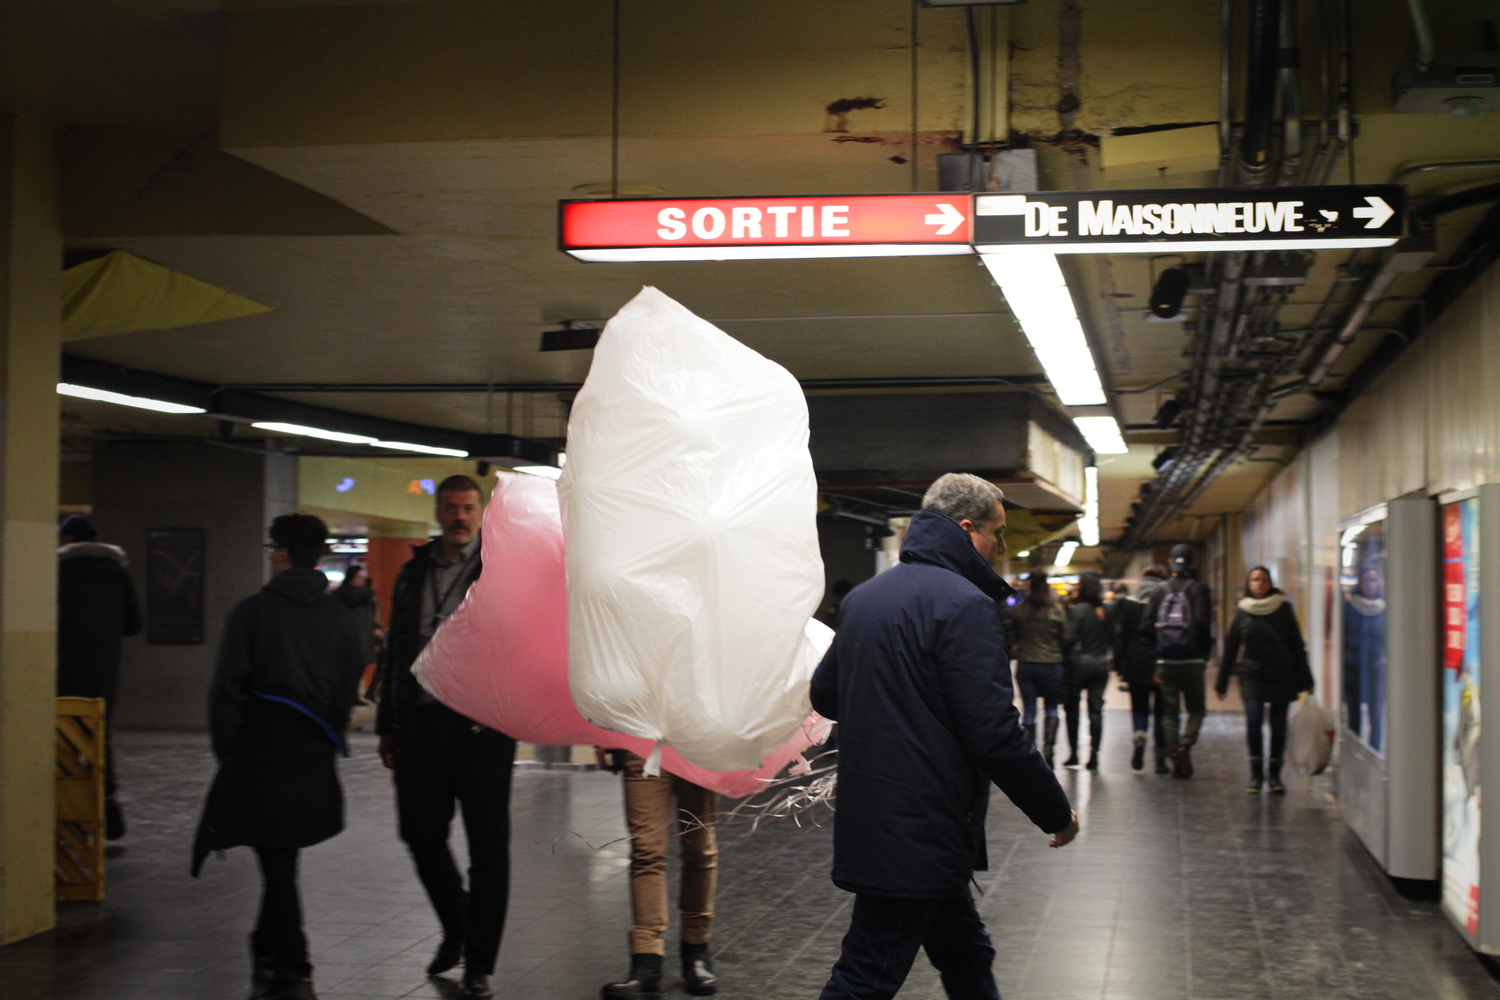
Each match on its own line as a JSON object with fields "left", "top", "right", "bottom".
{"left": 56, "top": 696, "right": 106, "bottom": 902}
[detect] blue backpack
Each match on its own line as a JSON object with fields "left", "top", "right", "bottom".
{"left": 1155, "top": 580, "right": 1199, "bottom": 659}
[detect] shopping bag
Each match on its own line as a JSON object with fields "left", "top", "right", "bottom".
{"left": 560, "top": 286, "right": 833, "bottom": 773}
{"left": 412, "top": 470, "right": 829, "bottom": 798}
{"left": 1289, "top": 696, "right": 1336, "bottom": 775}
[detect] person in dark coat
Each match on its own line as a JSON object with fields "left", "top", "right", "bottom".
{"left": 1216, "top": 566, "right": 1315, "bottom": 794}
{"left": 1010, "top": 571, "right": 1068, "bottom": 768}
{"left": 1113, "top": 566, "right": 1169, "bottom": 773}
{"left": 333, "top": 564, "right": 381, "bottom": 695}
{"left": 1137, "top": 544, "right": 1214, "bottom": 779}
{"left": 810, "top": 473, "right": 1078, "bottom": 1000}
{"left": 1062, "top": 571, "right": 1111, "bottom": 771}
{"left": 57, "top": 514, "right": 142, "bottom": 840}
{"left": 192, "top": 513, "right": 364, "bottom": 1000}
{"left": 376, "top": 475, "right": 515, "bottom": 1000}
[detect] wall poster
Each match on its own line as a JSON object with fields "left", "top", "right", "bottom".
{"left": 1443, "top": 498, "right": 1482, "bottom": 939}
{"left": 146, "top": 528, "right": 205, "bottom": 644}
{"left": 1341, "top": 519, "right": 1387, "bottom": 753}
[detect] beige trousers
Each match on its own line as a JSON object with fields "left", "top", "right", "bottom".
{"left": 620, "top": 751, "right": 719, "bottom": 955}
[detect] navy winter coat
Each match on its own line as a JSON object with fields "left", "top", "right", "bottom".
{"left": 810, "top": 510, "right": 1073, "bottom": 898}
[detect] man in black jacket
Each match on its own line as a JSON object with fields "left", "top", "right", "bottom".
{"left": 810, "top": 473, "right": 1078, "bottom": 1000}
{"left": 192, "top": 513, "right": 365, "bottom": 1000}
{"left": 57, "top": 514, "right": 142, "bottom": 839}
{"left": 376, "top": 475, "right": 515, "bottom": 1000}
{"left": 1137, "top": 544, "right": 1214, "bottom": 778}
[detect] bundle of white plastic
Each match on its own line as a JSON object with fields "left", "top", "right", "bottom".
{"left": 560, "top": 286, "right": 833, "bottom": 773}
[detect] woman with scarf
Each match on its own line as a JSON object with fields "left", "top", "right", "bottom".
{"left": 1062, "top": 571, "right": 1112, "bottom": 771}
{"left": 1012, "top": 570, "right": 1070, "bottom": 768}
{"left": 1215, "top": 566, "right": 1315, "bottom": 794}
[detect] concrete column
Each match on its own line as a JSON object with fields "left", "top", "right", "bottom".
{"left": 0, "top": 113, "right": 62, "bottom": 944}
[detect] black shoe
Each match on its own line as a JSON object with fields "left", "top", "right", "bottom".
{"left": 427, "top": 936, "right": 464, "bottom": 976}
{"left": 105, "top": 798, "right": 125, "bottom": 841}
{"left": 1154, "top": 751, "right": 1171, "bottom": 775}
{"left": 460, "top": 973, "right": 493, "bottom": 998}
{"left": 1247, "top": 756, "right": 1264, "bottom": 794}
{"left": 602, "top": 954, "right": 663, "bottom": 1000}
{"left": 1042, "top": 717, "right": 1059, "bottom": 770}
{"left": 1173, "top": 745, "right": 1194, "bottom": 779}
{"left": 1063, "top": 752, "right": 1080, "bottom": 767}
{"left": 1086, "top": 750, "right": 1099, "bottom": 771}
{"left": 275, "top": 972, "right": 317, "bottom": 1000}
{"left": 1131, "top": 734, "right": 1146, "bottom": 771}
{"left": 1267, "top": 758, "right": 1286, "bottom": 794}
{"left": 681, "top": 942, "right": 717, "bottom": 996}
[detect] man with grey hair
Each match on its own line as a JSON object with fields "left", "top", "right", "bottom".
{"left": 811, "top": 472, "right": 1077, "bottom": 1000}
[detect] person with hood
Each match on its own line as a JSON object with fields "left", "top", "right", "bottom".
{"left": 1343, "top": 565, "right": 1385, "bottom": 749}
{"left": 1113, "top": 566, "right": 1169, "bottom": 773}
{"left": 333, "top": 564, "right": 381, "bottom": 696}
{"left": 810, "top": 473, "right": 1077, "bottom": 1000}
{"left": 1216, "top": 567, "right": 1314, "bottom": 794}
{"left": 1138, "top": 544, "right": 1214, "bottom": 778}
{"left": 57, "top": 514, "right": 142, "bottom": 840}
{"left": 192, "top": 514, "right": 365, "bottom": 1000}
{"left": 1010, "top": 569, "right": 1069, "bottom": 768}
{"left": 376, "top": 475, "right": 515, "bottom": 1000}
{"left": 1062, "top": 571, "right": 1111, "bottom": 771}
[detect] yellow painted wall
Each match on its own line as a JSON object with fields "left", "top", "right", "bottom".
{"left": 298, "top": 455, "right": 493, "bottom": 536}
{"left": 0, "top": 113, "right": 61, "bottom": 945}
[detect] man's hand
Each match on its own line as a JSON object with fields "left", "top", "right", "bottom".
{"left": 1049, "top": 811, "right": 1080, "bottom": 848}
{"left": 379, "top": 735, "right": 398, "bottom": 770}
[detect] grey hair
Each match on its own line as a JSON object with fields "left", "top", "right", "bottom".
{"left": 921, "top": 473, "right": 1005, "bottom": 527}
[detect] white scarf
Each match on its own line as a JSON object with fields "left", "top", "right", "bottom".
{"left": 1348, "top": 593, "right": 1386, "bottom": 616}
{"left": 1238, "top": 592, "right": 1285, "bottom": 616}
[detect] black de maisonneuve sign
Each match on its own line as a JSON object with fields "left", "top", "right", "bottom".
{"left": 972, "top": 185, "right": 1404, "bottom": 248}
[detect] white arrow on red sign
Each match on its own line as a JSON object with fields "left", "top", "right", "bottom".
{"left": 924, "top": 203, "right": 966, "bottom": 236}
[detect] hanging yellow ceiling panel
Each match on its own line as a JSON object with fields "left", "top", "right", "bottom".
{"left": 62, "top": 250, "right": 272, "bottom": 341}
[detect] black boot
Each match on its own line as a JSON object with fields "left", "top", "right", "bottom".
{"left": 460, "top": 973, "right": 493, "bottom": 998}
{"left": 1173, "top": 744, "right": 1194, "bottom": 779}
{"left": 1267, "top": 758, "right": 1286, "bottom": 794}
{"left": 1087, "top": 711, "right": 1102, "bottom": 770}
{"left": 426, "top": 934, "right": 464, "bottom": 976}
{"left": 1131, "top": 732, "right": 1147, "bottom": 771}
{"left": 1063, "top": 706, "right": 1080, "bottom": 766}
{"left": 602, "top": 954, "right": 663, "bottom": 1000}
{"left": 248, "top": 939, "right": 277, "bottom": 1000}
{"left": 1247, "top": 756, "right": 1264, "bottom": 794}
{"left": 105, "top": 797, "right": 125, "bottom": 841}
{"left": 1042, "top": 717, "right": 1059, "bottom": 769}
{"left": 681, "top": 942, "right": 718, "bottom": 996}
{"left": 1154, "top": 747, "right": 1171, "bottom": 775}
{"left": 273, "top": 964, "right": 316, "bottom": 1000}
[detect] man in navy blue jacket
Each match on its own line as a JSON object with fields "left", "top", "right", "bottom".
{"left": 811, "top": 473, "right": 1078, "bottom": 1000}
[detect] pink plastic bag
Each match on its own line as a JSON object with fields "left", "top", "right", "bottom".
{"left": 412, "top": 471, "right": 825, "bottom": 798}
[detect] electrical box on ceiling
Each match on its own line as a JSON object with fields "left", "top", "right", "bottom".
{"left": 1393, "top": 53, "right": 1499, "bottom": 117}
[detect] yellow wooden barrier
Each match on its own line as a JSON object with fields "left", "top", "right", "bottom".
{"left": 55, "top": 696, "right": 106, "bottom": 902}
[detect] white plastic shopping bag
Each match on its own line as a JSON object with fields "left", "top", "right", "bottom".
{"left": 560, "top": 286, "right": 833, "bottom": 773}
{"left": 1289, "top": 696, "right": 1336, "bottom": 775}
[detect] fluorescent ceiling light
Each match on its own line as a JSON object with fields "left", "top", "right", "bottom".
{"left": 252, "top": 422, "right": 379, "bottom": 445}
{"left": 981, "top": 254, "right": 1107, "bottom": 406}
{"left": 1080, "top": 466, "right": 1100, "bottom": 547}
{"left": 58, "top": 382, "right": 205, "bottom": 415}
{"left": 1074, "top": 415, "right": 1129, "bottom": 455}
{"left": 513, "top": 464, "right": 563, "bottom": 480}
{"left": 976, "top": 237, "right": 1398, "bottom": 255}
{"left": 373, "top": 441, "right": 469, "bottom": 458}
{"left": 568, "top": 244, "right": 975, "bottom": 262}
{"left": 1054, "top": 540, "right": 1080, "bottom": 567}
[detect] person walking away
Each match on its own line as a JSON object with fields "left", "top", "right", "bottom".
{"left": 1063, "top": 571, "right": 1112, "bottom": 771}
{"left": 1216, "top": 567, "right": 1315, "bottom": 793}
{"left": 56, "top": 514, "right": 142, "bottom": 840}
{"left": 333, "top": 564, "right": 381, "bottom": 698}
{"left": 376, "top": 475, "right": 515, "bottom": 999}
{"left": 1139, "top": 545, "right": 1214, "bottom": 778}
{"left": 598, "top": 751, "right": 720, "bottom": 1000}
{"left": 811, "top": 473, "right": 1078, "bottom": 1000}
{"left": 1011, "top": 570, "right": 1069, "bottom": 768}
{"left": 1113, "top": 567, "right": 1170, "bottom": 773}
{"left": 191, "top": 514, "right": 365, "bottom": 1000}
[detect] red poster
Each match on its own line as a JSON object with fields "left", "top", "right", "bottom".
{"left": 1444, "top": 502, "right": 1465, "bottom": 672}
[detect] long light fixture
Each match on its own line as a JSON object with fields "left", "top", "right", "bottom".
{"left": 980, "top": 253, "right": 1106, "bottom": 406}
{"left": 1079, "top": 466, "right": 1100, "bottom": 547}
{"left": 1054, "top": 540, "right": 1080, "bottom": 567}
{"left": 568, "top": 244, "right": 975, "bottom": 263}
{"left": 58, "top": 382, "right": 205, "bottom": 415}
{"left": 1074, "top": 416, "right": 1129, "bottom": 455}
{"left": 251, "top": 422, "right": 379, "bottom": 445}
{"left": 373, "top": 441, "right": 469, "bottom": 458}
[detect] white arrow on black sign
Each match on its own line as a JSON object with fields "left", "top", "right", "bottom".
{"left": 1351, "top": 196, "right": 1394, "bottom": 229}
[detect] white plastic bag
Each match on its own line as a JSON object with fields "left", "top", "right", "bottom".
{"left": 560, "top": 286, "right": 833, "bottom": 773}
{"left": 1289, "top": 697, "right": 1336, "bottom": 775}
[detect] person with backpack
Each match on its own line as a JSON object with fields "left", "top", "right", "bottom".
{"left": 1216, "top": 567, "right": 1315, "bottom": 794}
{"left": 1113, "top": 567, "right": 1170, "bottom": 773}
{"left": 1138, "top": 545, "right": 1213, "bottom": 778}
{"left": 1012, "top": 571, "right": 1069, "bottom": 768}
{"left": 1062, "top": 571, "right": 1111, "bottom": 770}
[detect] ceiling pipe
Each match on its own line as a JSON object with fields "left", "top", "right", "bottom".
{"left": 1319, "top": 0, "right": 1352, "bottom": 185}
{"left": 1303, "top": 0, "right": 1334, "bottom": 185}
{"left": 1396, "top": 160, "right": 1500, "bottom": 184}
{"left": 1218, "top": 0, "right": 1234, "bottom": 188}
{"left": 1239, "top": 0, "right": 1284, "bottom": 186}
{"left": 1405, "top": 0, "right": 1435, "bottom": 74}
{"left": 1276, "top": 0, "right": 1304, "bottom": 186}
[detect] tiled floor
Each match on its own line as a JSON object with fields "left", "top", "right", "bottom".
{"left": 4, "top": 712, "right": 1500, "bottom": 1000}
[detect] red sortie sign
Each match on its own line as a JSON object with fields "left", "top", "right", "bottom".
{"left": 561, "top": 194, "right": 973, "bottom": 250}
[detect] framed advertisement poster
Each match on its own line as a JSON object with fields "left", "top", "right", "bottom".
{"left": 146, "top": 528, "right": 205, "bottom": 644}
{"left": 1442, "top": 496, "right": 1481, "bottom": 941}
{"left": 1341, "top": 518, "right": 1387, "bottom": 754}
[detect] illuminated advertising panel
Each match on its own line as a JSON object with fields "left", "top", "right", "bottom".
{"left": 1443, "top": 498, "right": 1482, "bottom": 940}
